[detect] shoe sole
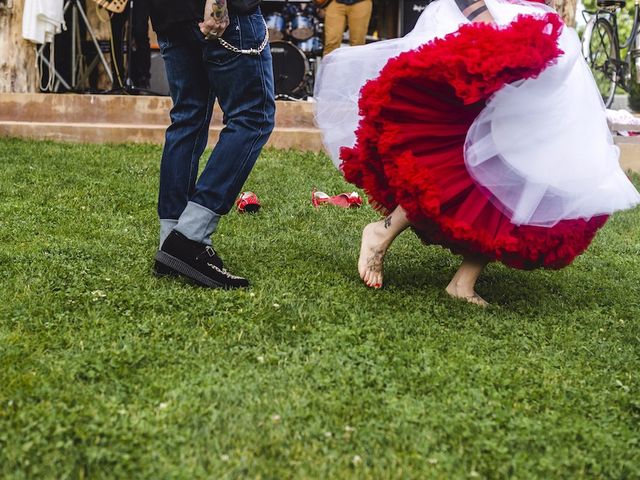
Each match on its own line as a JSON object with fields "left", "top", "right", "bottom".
{"left": 155, "top": 250, "right": 232, "bottom": 289}
{"left": 153, "top": 260, "right": 177, "bottom": 278}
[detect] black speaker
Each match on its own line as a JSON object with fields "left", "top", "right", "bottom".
{"left": 149, "top": 51, "right": 170, "bottom": 96}
{"left": 398, "top": 0, "right": 433, "bottom": 37}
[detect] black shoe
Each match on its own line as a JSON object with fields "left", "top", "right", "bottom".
{"left": 154, "top": 230, "right": 249, "bottom": 289}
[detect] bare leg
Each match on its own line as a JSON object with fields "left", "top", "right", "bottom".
{"left": 445, "top": 255, "right": 489, "bottom": 306}
{"left": 358, "top": 205, "right": 411, "bottom": 288}
{"left": 356, "top": 2, "right": 494, "bottom": 293}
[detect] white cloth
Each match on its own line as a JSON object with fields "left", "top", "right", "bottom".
{"left": 314, "top": 0, "right": 640, "bottom": 227}
{"left": 606, "top": 108, "right": 640, "bottom": 127}
{"left": 23, "top": 0, "right": 65, "bottom": 44}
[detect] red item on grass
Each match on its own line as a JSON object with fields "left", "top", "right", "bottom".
{"left": 236, "top": 191, "right": 261, "bottom": 213}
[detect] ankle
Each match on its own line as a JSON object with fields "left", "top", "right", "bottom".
{"left": 367, "top": 221, "right": 394, "bottom": 248}
{"left": 447, "top": 279, "right": 476, "bottom": 295}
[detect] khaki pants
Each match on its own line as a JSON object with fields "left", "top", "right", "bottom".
{"left": 323, "top": 0, "right": 373, "bottom": 56}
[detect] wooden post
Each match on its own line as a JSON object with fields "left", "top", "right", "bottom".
{"left": 0, "top": 0, "right": 38, "bottom": 93}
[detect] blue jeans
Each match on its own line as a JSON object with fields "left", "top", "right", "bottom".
{"left": 157, "top": 11, "right": 275, "bottom": 245}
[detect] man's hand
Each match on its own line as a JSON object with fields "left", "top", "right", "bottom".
{"left": 199, "top": 0, "right": 230, "bottom": 40}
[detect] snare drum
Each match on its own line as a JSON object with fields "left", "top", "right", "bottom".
{"left": 265, "top": 13, "right": 285, "bottom": 41}
{"left": 290, "top": 13, "right": 315, "bottom": 41}
{"left": 269, "top": 41, "right": 310, "bottom": 96}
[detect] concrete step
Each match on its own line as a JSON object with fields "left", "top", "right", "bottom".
{"left": 0, "top": 93, "right": 318, "bottom": 128}
{"left": 0, "top": 120, "right": 323, "bottom": 151}
{"left": 0, "top": 92, "right": 322, "bottom": 151}
{"left": 617, "top": 143, "right": 640, "bottom": 173}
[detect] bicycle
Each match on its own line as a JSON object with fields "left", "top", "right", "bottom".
{"left": 582, "top": 0, "right": 640, "bottom": 107}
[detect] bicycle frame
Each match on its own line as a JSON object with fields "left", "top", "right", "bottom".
{"left": 583, "top": 0, "right": 640, "bottom": 91}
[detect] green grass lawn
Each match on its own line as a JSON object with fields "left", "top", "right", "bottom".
{"left": 0, "top": 138, "right": 639, "bottom": 479}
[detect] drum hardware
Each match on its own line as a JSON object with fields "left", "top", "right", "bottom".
{"left": 282, "top": 2, "right": 300, "bottom": 20}
{"left": 306, "top": 54, "right": 321, "bottom": 94}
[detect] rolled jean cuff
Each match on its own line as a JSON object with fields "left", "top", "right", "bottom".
{"left": 159, "top": 219, "right": 179, "bottom": 248}
{"left": 175, "top": 201, "right": 221, "bottom": 246}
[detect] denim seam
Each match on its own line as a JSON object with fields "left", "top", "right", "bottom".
{"left": 187, "top": 87, "right": 215, "bottom": 197}
{"left": 220, "top": 17, "right": 269, "bottom": 204}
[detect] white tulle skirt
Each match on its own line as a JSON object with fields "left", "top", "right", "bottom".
{"left": 314, "top": 0, "right": 640, "bottom": 227}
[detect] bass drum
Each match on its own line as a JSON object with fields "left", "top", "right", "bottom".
{"left": 269, "top": 41, "right": 310, "bottom": 96}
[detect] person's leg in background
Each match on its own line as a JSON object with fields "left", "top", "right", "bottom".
{"left": 131, "top": 0, "right": 151, "bottom": 88}
{"left": 322, "top": 1, "right": 347, "bottom": 56}
{"left": 156, "top": 25, "right": 213, "bottom": 247}
{"left": 346, "top": 0, "right": 372, "bottom": 46}
{"left": 109, "top": 8, "right": 127, "bottom": 88}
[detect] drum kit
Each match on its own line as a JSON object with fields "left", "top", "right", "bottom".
{"left": 265, "top": 2, "right": 324, "bottom": 99}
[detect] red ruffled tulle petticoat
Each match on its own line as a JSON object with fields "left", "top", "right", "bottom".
{"left": 340, "top": 14, "right": 607, "bottom": 270}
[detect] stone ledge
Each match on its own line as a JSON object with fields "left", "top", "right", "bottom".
{"left": 617, "top": 143, "right": 640, "bottom": 173}
{"left": 0, "top": 121, "right": 323, "bottom": 151}
{"left": 0, "top": 93, "right": 317, "bottom": 128}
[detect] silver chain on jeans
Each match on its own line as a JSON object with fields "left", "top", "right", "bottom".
{"left": 213, "top": 17, "right": 269, "bottom": 56}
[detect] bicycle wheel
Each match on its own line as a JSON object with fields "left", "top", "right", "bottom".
{"left": 584, "top": 17, "right": 619, "bottom": 107}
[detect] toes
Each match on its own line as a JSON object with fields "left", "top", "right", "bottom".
{"left": 368, "top": 273, "right": 383, "bottom": 289}
{"left": 362, "top": 270, "right": 381, "bottom": 289}
{"left": 467, "top": 293, "right": 488, "bottom": 307}
{"left": 358, "top": 259, "right": 368, "bottom": 282}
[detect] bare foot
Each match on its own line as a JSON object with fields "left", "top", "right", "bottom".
{"left": 445, "top": 283, "right": 489, "bottom": 307}
{"left": 358, "top": 222, "right": 389, "bottom": 288}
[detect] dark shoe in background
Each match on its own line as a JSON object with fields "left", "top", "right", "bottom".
{"left": 154, "top": 230, "right": 249, "bottom": 289}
